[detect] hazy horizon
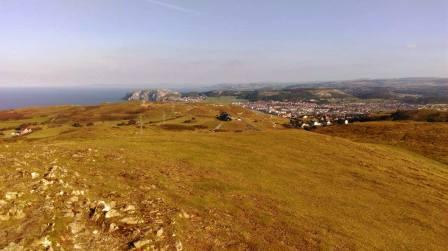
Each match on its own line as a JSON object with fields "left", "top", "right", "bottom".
{"left": 1, "top": 75, "right": 447, "bottom": 90}
{"left": 1, "top": 0, "right": 447, "bottom": 87}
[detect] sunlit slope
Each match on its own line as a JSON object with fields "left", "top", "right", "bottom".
{"left": 0, "top": 103, "right": 447, "bottom": 250}
{"left": 315, "top": 121, "right": 448, "bottom": 165}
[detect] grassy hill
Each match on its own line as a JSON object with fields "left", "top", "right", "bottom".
{"left": 0, "top": 103, "right": 447, "bottom": 250}
{"left": 390, "top": 109, "right": 448, "bottom": 122}
{"left": 315, "top": 121, "right": 448, "bottom": 165}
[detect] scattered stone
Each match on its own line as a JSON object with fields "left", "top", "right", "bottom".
{"left": 109, "top": 223, "right": 118, "bottom": 232}
{"left": 11, "top": 208, "right": 26, "bottom": 219}
{"left": 0, "top": 200, "right": 8, "bottom": 207}
{"left": 40, "top": 179, "right": 54, "bottom": 189}
{"left": 179, "top": 210, "right": 191, "bottom": 219}
{"left": 2, "top": 242, "right": 24, "bottom": 251}
{"left": 132, "top": 239, "right": 151, "bottom": 249}
{"left": 105, "top": 209, "right": 121, "bottom": 218}
{"left": 63, "top": 210, "right": 75, "bottom": 218}
{"left": 175, "top": 240, "right": 183, "bottom": 251}
{"left": 67, "top": 196, "right": 79, "bottom": 205}
{"left": 156, "top": 228, "right": 164, "bottom": 237}
{"left": 97, "top": 201, "right": 111, "bottom": 212}
{"left": 123, "top": 205, "right": 136, "bottom": 212}
{"left": 41, "top": 236, "right": 52, "bottom": 249}
{"left": 31, "top": 172, "right": 40, "bottom": 179}
{"left": 120, "top": 217, "right": 142, "bottom": 225}
{"left": 71, "top": 190, "right": 85, "bottom": 196}
{"left": 45, "top": 166, "right": 62, "bottom": 179}
{"left": 5, "top": 192, "right": 20, "bottom": 200}
{"left": 69, "top": 222, "right": 85, "bottom": 234}
{"left": 0, "top": 214, "right": 11, "bottom": 221}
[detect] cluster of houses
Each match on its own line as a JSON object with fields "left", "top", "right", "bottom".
{"left": 421, "top": 104, "right": 448, "bottom": 111}
{"left": 290, "top": 115, "right": 350, "bottom": 130}
{"left": 10, "top": 125, "right": 34, "bottom": 137}
{"left": 240, "top": 101, "right": 422, "bottom": 119}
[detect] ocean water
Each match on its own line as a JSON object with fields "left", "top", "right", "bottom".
{"left": 0, "top": 87, "right": 131, "bottom": 110}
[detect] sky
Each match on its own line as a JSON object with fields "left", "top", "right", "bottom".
{"left": 0, "top": 0, "right": 447, "bottom": 87}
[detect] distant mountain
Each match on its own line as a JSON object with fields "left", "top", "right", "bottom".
{"left": 194, "top": 78, "right": 448, "bottom": 91}
{"left": 125, "top": 89, "right": 181, "bottom": 102}
{"left": 202, "top": 83, "right": 290, "bottom": 91}
{"left": 285, "top": 77, "right": 448, "bottom": 89}
{"left": 188, "top": 78, "right": 448, "bottom": 104}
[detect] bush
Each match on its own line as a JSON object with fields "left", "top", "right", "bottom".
{"left": 72, "top": 122, "right": 83, "bottom": 127}
{"left": 391, "top": 111, "right": 411, "bottom": 121}
{"left": 216, "top": 112, "right": 232, "bottom": 121}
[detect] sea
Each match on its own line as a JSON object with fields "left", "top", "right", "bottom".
{"left": 0, "top": 87, "right": 132, "bottom": 110}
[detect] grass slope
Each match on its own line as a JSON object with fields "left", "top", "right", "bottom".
{"left": 0, "top": 103, "right": 447, "bottom": 250}
{"left": 315, "top": 121, "right": 448, "bottom": 165}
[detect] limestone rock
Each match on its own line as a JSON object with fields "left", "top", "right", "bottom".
{"left": 120, "top": 217, "right": 142, "bottom": 225}
{"left": 132, "top": 239, "right": 150, "bottom": 249}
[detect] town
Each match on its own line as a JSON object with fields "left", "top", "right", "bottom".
{"left": 237, "top": 100, "right": 448, "bottom": 129}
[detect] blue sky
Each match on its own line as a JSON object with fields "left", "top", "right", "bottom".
{"left": 0, "top": 0, "right": 447, "bottom": 87}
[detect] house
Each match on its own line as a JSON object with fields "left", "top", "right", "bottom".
{"left": 301, "top": 123, "right": 310, "bottom": 129}
{"left": 20, "top": 128, "right": 33, "bottom": 136}
{"left": 12, "top": 128, "right": 33, "bottom": 137}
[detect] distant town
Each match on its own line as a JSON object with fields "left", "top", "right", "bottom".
{"left": 237, "top": 100, "right": 448, "bottom": 129}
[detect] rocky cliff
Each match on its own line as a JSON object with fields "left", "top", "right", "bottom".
{"left": 125, "top": 89, "right": 181, "bottom": 102}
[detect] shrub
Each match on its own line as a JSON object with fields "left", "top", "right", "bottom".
{"left": 72, "top": 122, "right": 83, "bottom": 127}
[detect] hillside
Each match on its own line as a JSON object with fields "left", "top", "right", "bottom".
{"left": 315, "top": 121, "right": 448, "bottom": 165}
{"left": 390, "top": 109, "right": 448, "bottom": 122}
{"left": 192, "top": 78, "right": 448, "bottom": 104}
{"left": 0, "top": 103, "right": 447, "bottom": 250}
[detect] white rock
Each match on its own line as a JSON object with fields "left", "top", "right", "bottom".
{"left": 156, "top": 228, "right": 164, "bottom": 237}
{"left": 41, "top": 236, "right": 52, "bottom": 249}
{"left": 120, "top": 217, "right": 141, "bottom": 225}
{"left": 176, "top": 240, "right": 183, "bottom": 251}
{"left": 97, "top": 201, "right": 111, "bottom": 212}
{"left": 105, "top": 209, "right": 121, "bottom": 218}
{"left": 5, "top": 192, "right": 19, "bottom": 200}
{"left": 133, "top": 240, "right": 150, "bottom": 249}
{"left": 2, "top": 242, "right": 24, "bottom": 251}
{"left": 123, "top": 205, "right": 136, "bottom": 212}
{"left": 109, "top": 223, "right": 118, "bottom": 232}
{"left": 69, "top": 222, "right": 85, "bottom": 234}
{"left": 71, "top": 190, "right": 85, "bottom": 196}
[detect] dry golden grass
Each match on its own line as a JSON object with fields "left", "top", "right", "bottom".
{"left": 315, "top": 121, "right": 448, "bottom": 165}
{"left": 0, "top": 103, "right": 447, "bottom": 250}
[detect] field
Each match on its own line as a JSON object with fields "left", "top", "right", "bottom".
{"left": 204, "top": 96, "right": 248, "bottom": 104}
{"left": 0, "top": 102, "right": 447, "bottom": 250}
{"left": 315, "top": 121, "right": 448, "bottom": 165}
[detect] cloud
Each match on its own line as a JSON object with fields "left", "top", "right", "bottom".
{"left": 406, "top": 43, "right": 417, "bottom": 49}
{"left": 142, "top": 0, "right": 200, "bottom": 15}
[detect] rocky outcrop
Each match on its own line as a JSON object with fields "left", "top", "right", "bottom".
{"left": 125, "top": 89, "right": 181, "bottom": 102}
